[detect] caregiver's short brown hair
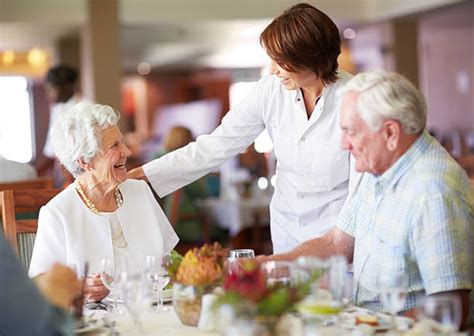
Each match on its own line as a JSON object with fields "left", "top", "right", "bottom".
{"left": 260, "top": 3, "right": 341, "bottom": 84}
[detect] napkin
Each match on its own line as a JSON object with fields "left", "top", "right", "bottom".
{"left": 198, "top": 294, "right": 218, "bottom": 332}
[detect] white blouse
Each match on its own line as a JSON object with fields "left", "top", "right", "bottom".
{"left": 143, "top": 71, "right": 356, "bottom": 253}
{"left": 29, "top": 179, "right": 179, "bottom": 277}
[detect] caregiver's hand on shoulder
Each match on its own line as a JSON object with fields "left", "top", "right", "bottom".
{"left": 127, "top": 166, "right": 148, "bottom": 182}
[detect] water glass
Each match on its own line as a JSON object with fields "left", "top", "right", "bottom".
{"left": 144, "top": 255, "right": 170, "bottom": 312}
{"left": 121, "top": 274, "right": 153, "bottom": 333}
{"left": 100, "top": 257, "right": 128, "bottom": 311}
{"left": 261, "top": 261, "right": 293, "bottom": 287}
{"left": 228, "top": 249, "right": 255, "bottom": 274}
{"left": 377, "top": 273, "right": 408, "bottom": 329}
{"left": 229, "top": 249, "right": 255, "bottom": 260}
{"left": 418, "top": 294, "right": 462, "bottom": 332}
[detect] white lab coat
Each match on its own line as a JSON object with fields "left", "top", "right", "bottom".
{"left": 29, "top": 179, "right": 179, "bottom": 277}
{"left": 143, "top": 72, "right": 354, "bottom": 253}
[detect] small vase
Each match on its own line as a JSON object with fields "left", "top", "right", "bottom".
{"left": 173, "top": 283, "right": 213, "bottom": 326}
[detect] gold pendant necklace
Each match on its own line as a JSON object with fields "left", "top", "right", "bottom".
{"left": 75, "top": 182, "right": 123, "bottom": 215}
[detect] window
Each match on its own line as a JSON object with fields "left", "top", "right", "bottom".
{"left": 0, "top": 76, "right": 34, "bottom": 163}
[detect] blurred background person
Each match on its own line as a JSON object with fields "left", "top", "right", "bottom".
{"left": 0, "top": 231, "right": 80, "bottom": 335}
{"left": 155, "top": 126, "right": 227, "bottom": 245}
{"left": 36, "top": 65, "right": 84, "bottom": 186}
{"left": 29, "top": 103, "right": 178, "bottom": 303}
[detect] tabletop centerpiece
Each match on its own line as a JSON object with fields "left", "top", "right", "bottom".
{"left": 212, "top": 259, "right": 312, "bottom": 334}
{"left": 167, "top": 242, "right": 229, "bottom": 326}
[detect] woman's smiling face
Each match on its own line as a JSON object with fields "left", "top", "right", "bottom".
{"left": 269, "top": 59, "right": 317, "bottom": 91}
{"left": 90, "top": 126, "right": 131, "bottom": 184}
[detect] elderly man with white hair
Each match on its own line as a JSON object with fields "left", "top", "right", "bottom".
{"left": 260, "top": 70, "right": 474, "bottom": 328}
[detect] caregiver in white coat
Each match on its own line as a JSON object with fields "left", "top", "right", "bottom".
{"left": 29, "top": 103, "right": 178, "bottom": 302}
{"left": 129, "top": 3, "right": 354, "bottom": 254}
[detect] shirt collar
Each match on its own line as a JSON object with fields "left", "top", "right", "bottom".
{"left": 372, "top": 129, "right": 430, "bottom": 191}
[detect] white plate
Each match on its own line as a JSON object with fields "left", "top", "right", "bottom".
{"left": 340, "top": 312, "right": 414, "bottom": 331}
{"left": 162, "top": 288, "right": 173, "bottom": 302}
{"left": 74, "top": 317, "right": 104, "bottom": 334}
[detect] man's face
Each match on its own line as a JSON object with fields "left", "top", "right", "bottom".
{"left": 340, "top": 92, "right": 391, "bottom": 175}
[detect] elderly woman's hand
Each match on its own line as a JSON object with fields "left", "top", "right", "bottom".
{"left": 84, "top": 273, "right": 110, "bottom": 303}
{"left": 35, "top": 263, "right": 81, "bottom": 310}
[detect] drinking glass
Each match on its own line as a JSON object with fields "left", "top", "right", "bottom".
{"left": 228, "top": 249, "right": 255, "bottom": 274}
{"left": 121, "top": 273, "right": 153, "bottom": 333}
{"left": 229, "top": 249, "right": 255, "bottom": 259}
{"left": 144, "top": 255, "right": 170, "bottom": 312}
{"left": 100, "top": 257, "right": 128, "bottom": 312}
{"left": 418, "top": 294, "right": 462, "bottom": 332}
{"left": 377, "top": 273, "right": 408, "bottom": 329}
{"left": 295, "top": 256, "right": 331, "bottom": 296}
{"left": 261, "top": 261, "right": 293, "bottom": 287}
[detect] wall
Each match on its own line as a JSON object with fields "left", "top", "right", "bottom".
{"left": 418, "top": 1, "right": 474, "bottom": 137}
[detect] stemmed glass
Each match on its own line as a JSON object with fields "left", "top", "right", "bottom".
{"left": 100, "top": 257, "right": 128, "bottom": 312}
{"left": 377, "top": 273, "right": 408, "bottom": 330}
{"left": 261, "top": 261, "right": 293, "bottom": 286}
{"left": 121, "top": 273, "right": 153, "bottom": 333}
{"left": 144, "top": 255, "right": 171, "bottom": 312}
{"left": 418, "top": 294, "right": 462, "bottom": 332}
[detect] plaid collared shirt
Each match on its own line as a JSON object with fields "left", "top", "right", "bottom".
{"left": 338, "top": 130, "right": 474, "bottom": 316}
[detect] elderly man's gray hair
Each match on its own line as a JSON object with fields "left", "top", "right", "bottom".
{"left": 340, "top": 71, "right": 427, "bottom": 134}
{"left": 51, "top": 102, "right": 119, "bottom": 177}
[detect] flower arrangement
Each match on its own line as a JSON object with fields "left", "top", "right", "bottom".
{"left": 167, "top": 243, "right": 229, "bottom": 326}
{"left": 213, "top": 259, "right": 312, "bottom": 318}
{"left": 167, "top": 242, "right": 229, "bottom": 286}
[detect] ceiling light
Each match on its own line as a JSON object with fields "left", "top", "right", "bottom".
{"left": 2, "top": 51, "right": 15, "bottom": 65}
{"left": 137, "top": 62, "right": 151, "bottom": 75}
{"left": 343, "top": 28, "right": 357, "bottom": 40}
{"left": 27, "top": 48, "right": 46, "bottom": 66}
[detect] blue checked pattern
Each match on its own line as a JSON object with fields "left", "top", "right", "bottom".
{"left": 338, "top": 130, "right": 474, "bottom": 316}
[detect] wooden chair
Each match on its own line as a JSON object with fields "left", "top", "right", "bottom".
{"left": 0, "top": 177, "right": 54, "bottom": 215}
{"left": 0, "top": 176, "right": 53, "bottom": 191}
{"left": 0, "top": 188, "right": 59, "bottom": 268}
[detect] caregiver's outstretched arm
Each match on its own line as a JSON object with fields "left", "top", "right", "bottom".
{"left": 257, "top": 227, "right": 354, "bottom": 263}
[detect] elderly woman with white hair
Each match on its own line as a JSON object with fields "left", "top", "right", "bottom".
{"left": 29, "top": 103, "right": 179, "bottom": 302}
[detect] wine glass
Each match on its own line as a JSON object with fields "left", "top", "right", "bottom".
{"left": 418, "top": 294, "right": 462, "bottom": 332}
{"left": 121, "top": 273, "right": 153, "bottom": 333}
{"left": 144, "top": 255, "right": 170, "bottom": 312}
{"left": 100, "top": 257, "right": 128, "bottom": 312}
{"left": 261, "top": 261, "right": 293, "bottom": 287}
{"left": 377, "top": 273, "right": 408, "bottom": 330}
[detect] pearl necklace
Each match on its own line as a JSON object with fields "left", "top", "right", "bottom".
{"left": 75, "top": 182, "right": 123, "bottom": 215}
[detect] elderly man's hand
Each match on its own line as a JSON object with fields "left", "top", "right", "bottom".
{"left": 84, "top": 273, "right": 110, "bottom": 303}
{"left": 36, "top": 263, "right": 81, "bottom": 310}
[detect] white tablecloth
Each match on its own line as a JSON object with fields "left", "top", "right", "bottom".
{"left": 83, "top": 308, "right": 218, "bottom": 335}
{"left": 197, "top": 196, "right": 271, "bottom": 236}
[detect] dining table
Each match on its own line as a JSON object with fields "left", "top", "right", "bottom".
{"left": 77, "top": 303, "right": 454, "bottom": 335}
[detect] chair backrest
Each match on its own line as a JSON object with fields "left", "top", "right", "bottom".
{"left": 1, "top": 188, "right": 59, "bottom": 254}
{"left": 0, "top": 176, "right": 54, "bottom": 191}
{"left": 0, "top": 177, "right": 54, "bottom": 214}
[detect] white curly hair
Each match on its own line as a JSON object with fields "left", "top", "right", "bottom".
{"left": 51, "top": 102, "right": 119, "bottom": 177}
{"left": 339, "top": 70, "right": 427, "bottom": 135}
